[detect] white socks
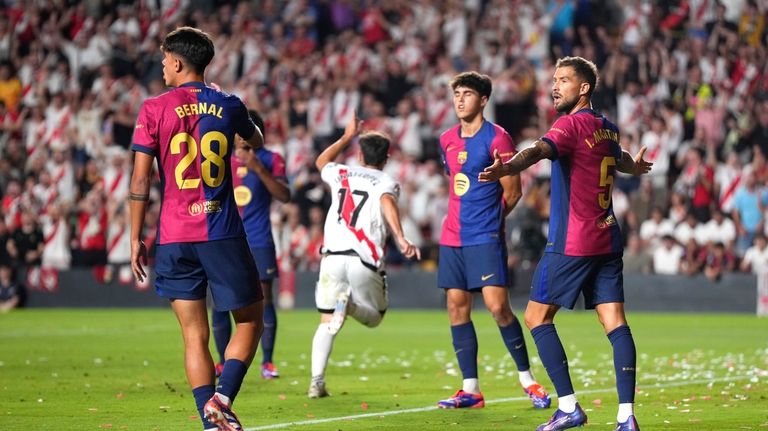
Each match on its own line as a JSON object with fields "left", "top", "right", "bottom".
{"left": 311, "top": 323, "right": 336, "bottom": 380}
{"left": 617, "top": 403, "right": 634, "bottom": 422}
{"left": 518, "top": 370, "right": 536, "bottom": 388}
{"left": 462, "top": 378, "right": 480, "bottom": 394}
{"left": 558, "top": 394, "right": 577, "bottom": 413}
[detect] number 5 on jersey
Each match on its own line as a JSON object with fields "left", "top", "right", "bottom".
{"left": 598, "top": 156, "right": 616, "bottom": 209}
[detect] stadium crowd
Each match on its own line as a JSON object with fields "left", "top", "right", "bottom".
{"left": 0, "top": 0, "right": 767, "bottom": 298}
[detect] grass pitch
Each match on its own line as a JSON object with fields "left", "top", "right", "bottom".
{"left": 1, "top": 309, "right": 766, "bottom": 430}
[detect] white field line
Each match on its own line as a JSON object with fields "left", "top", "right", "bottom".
{"left": 247, "top": 374, "right": 753, "bottom": 430}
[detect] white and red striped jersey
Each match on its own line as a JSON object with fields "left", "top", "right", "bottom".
{"left": 321, "top": 163, "right": 399, "bottom": 269}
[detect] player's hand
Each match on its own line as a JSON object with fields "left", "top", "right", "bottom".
{"left": 478, "top": 149, "right": 506, "bottom": 183}
{"left": 235, "top": 144, "right": 254, "bottom": 164}
{"left": 632, "top": 146, "right": 653, "bottom": 176}
{"left": 208, "top": 81, "right": 222, "bottom": 91}
{"left": 131, "top": 240, "right": 148, "bottom": 283}
{"left": 397, "top": 237, "right": 421, "bottom": 261}
{"left": 343, "top": 110, "right": 363, "bottom": 139}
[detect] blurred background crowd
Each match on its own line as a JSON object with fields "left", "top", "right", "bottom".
{"left": 0, "top": 0, "right": 767, "bottom": 298}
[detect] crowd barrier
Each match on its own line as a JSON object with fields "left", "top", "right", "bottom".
{"left": 22, "top": 268, "right": 759, "bottom": 314}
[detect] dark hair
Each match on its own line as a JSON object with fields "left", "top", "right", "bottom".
{"left": 359, "top": 132, "right": 390, "bottom": 167}
{"left": 248, "top": 109, "right": 264, "bottom": 133}
{"left": 555, "top": 56, "right": 598, "bottom": 96}
{"left": 449, "top": 71, "right": 492, "bottom": 99}
{"left": 161, "top": 26, "right": 215, "bottom": 74}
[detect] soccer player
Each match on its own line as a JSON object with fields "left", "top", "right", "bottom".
{"left": 212, "top": 109, "right": 290, "bottom": 380}
{"left": 479, "top": 56, "right": 652, "bottom": 431}
{"left": 308, "top": 112, "right": 420, "bottom": 398}
{"left": 436, "top": 71, "right": 551, "bottom": 410}
{"left": 130, "top": 27, "right": 265, "bottom": 431}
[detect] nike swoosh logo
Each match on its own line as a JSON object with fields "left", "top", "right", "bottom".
{"left": 266, "top": 268, "right": 276, "bottom": 274}
{"left": 514, "top": 343, "right": 523, "bottom": 349}
{"left": 481, "top": 274, "right": 494, "bottom": 281}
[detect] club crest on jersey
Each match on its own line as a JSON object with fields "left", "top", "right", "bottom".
{"left": 236, "top": 166, "right": 248, "bottom": 178}
{"left": 457, "top": 151, "right": 468, "bottom": 164}
{"left": 234, "top": 185, "right": 252, "bottom": 206}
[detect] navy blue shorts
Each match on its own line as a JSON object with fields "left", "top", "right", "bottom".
{"left": 251, "top": 246, "right": 278, "bottom": 281}
{"left": 154, "top": 237, "right": 263, "bottom": 311}
{"left": 531, "top": 252, "right": 624, "bottom": 309}
{"left": 438, "top": 243, "right": 509, "bottom": 291}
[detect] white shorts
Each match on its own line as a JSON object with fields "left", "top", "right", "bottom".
{"left": 315, "top": 254, "right": 387, "bottom": 314}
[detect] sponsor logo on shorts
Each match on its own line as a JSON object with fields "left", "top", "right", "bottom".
{"left": 481, "top": 273, "right": 495, "bottom": 281}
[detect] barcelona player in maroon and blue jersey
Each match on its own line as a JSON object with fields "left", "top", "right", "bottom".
{"left": 480, "top": 57, "right": 652, "bottom": 431}
{"left": 211, "top": 109, "right": 290, "bottom": 380}
{"left": 436, "top": 71, "right": 551, "bottom": 411}
{"left": 130, "top": 27, "right": 265, "bottom": 431}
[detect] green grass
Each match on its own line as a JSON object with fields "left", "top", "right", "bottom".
{"left": 1, "top": 309, "right": 766, "bottom": 430}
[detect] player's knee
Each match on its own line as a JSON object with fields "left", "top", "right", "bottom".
{"left": 487, "top": 304, "right": 513, "bottom": 325}
{"left": 524, "top": 310, "right": 543, "bottom": 330}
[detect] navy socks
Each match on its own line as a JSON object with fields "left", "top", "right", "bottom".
{"left": 531, "top": 323, "right": 574, "bottom": 397}
{"left": 451, "top": 321, "right": 479, "bottom": 379}
{"left": 607, "top": 325, "right": 636, "bottom": 403}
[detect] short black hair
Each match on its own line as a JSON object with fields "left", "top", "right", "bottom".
{"left": 161, "top": 26, "right": 215, "bottom": 74}
{"left": 555, "top": 56, "right": 598, "bottom": 97}
{"left": 359, "top": 132, "right": 390, "bottom": 167}
{"left": 450, "top": 71, "right": 492, "bottom": 99}
{"left": 248, "top": 109, "right": 264, "bottom": 133}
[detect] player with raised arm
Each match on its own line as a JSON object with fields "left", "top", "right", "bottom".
{"left": 436, "top": 71, "right": 550, "bottom": 410}
{"left": 212, "top": 110, "right": 290, "bottom": 380}
{"left": 129, "top": 27, "right": 265, "bottom": 431}
{"left": 308, "top": 112, "right": 420, "bottom": 398}
{"left": 479, "top": 56, "right": 651, "bottom": 431}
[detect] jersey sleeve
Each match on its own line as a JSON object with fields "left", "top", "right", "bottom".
{"left": 541, "top": 115, "right": 575, "bottom": 159}
{"left": 320, "top": 162, "right": 341, "bottom": 185}
{"left": 379, "top": 175, "right": 400, "bottom": 201}
{"left": 438, "top": 134, "right": 450, "bottom": 175}
{"left": 131, "top": 100, "right": 158, "bottom": 155}
{"left": 270, "top": 152, "right": 287, "bottom": 180}
{"left": 490, "top": 127, "right": 516, "bottom": 162}
{"left": 233, "top": 97, "right": 257, "bottom": 140}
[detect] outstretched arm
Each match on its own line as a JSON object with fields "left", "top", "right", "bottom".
{"left": 315, "top": 111, "right": 362, "bottom": 172}
{"left": 381, "top": 193, "right": 421, "bottom": 261}
{"left": 616, "top": 145, "right": 653, "bottom": 176}
{"left": 478, "top": 139, "right": 554, "bottom": 182}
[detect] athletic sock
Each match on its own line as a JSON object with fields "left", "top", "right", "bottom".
{"left": 211, "top": 310, "right": 231, "bottom": 364}
{"left": 617, "top": 402, "right": 634, "bottom": 422}
{"left": 518, "top": 370, "right": 536, "bottom": 388}
{"left": 451, "top": 321, "right": 479, "bottom": 383}
{"left": 311, "top": 322, "right": 335, "bottom": 379}
{"left": 216, "top": 359, "right": 248, "bottom": 403}
{"left": 558, "top": 394, "right": 578, "bottom": 413}
{"left": 531, "top": 323, "right": 574, "bottom": 400}
{"left": 608, "top": 325, "right": 637, "bottom": 404}
{"left": 192, "top": 384, "right": 216, "bottom": 429}
{"left": 498, "top": 318, "right": 531, "bottom": 372}
{"left": 262, "top": 302, "right": 277, "bottom": 364}
{"left": 462, "top": 378, "right": 480, "bottom": 394}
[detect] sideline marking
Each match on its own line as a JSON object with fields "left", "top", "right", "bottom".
{"left": 248, "top": 374, "right": 753, "bottom": 430}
